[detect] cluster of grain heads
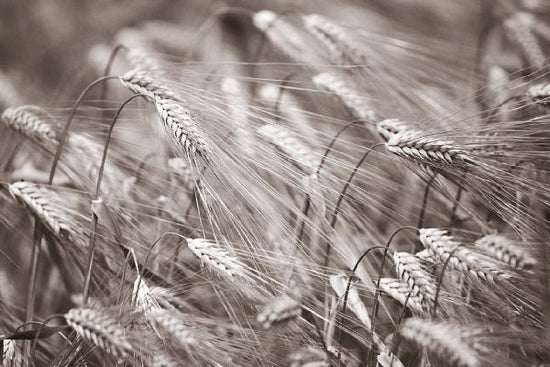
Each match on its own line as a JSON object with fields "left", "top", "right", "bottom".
{"left": 474, "top": 234, "right": 536, "bottom": 270}
{"left": 1, "top": 106, "right": 57, "bottom": 147}
{"left": 379, "top": 278, "right": 424, "bottom": 314}
{"left": 312, "top": 72, "right": 379, "bottom": 123}
{"left": 64, "top": 307, "right": 134, "bottom": 360}
{"left": 393, "top": 251, "right": 436, "bottom": 312}
{"left": 418, "top": 228, "right": 513, "bottom": 282}
{"left": 257, "top": 124, "right": 319, "bottom": 175}
{"left": 8, "top": 181, "right": 71, "bottom": 238}
{"left": 154, "top": 98, "right": 210, "bottom": 158}
{"left": 257, "top": 293, "right": 301, "bottom": 329}
{"left": 399, "top": 318, "right": 480, "bottom": 367}
{"left": 186, "top": 238, "right": 245, "bottom": 278}
{"left": 385, "top": 130, "right": 476, "bottom": 166}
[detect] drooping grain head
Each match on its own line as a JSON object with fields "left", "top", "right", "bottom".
{"left": 8, "top": 181, "right": 72, "bottom": 238}
{"left": 119, "top": 69, "right": 178, "bottom": 101}
{"left": 1, "top": 106, "right": 57, "bottom": 147}
{"left": 65, "top": 307, "right": 134, "bottom": 360}
{"left": 186, "top": 237, "right": 245, "bottom": 278}
{"left": 154, "top": 98, "right": 210, "bottom": 158}
{"left": 312, "top": 72, "right": 379, "bottom": 123}
{"left": 379, "top": 277, "right": 424, "bottom": 314}
{"left": 257, "top": 293, "right": 301, "bottom": 329}
{"left": 419, "top": 228, "right": 512, "bottom": 281}
{"left": 475, "top": 234, "right": 536, "bottom": 270}
{"left": 400, "top": 318, "right": 480, "bottom": 367}
{"left": 386, "top": 130, "right": 476, "bottom": 166}
{"left": 257, "top": 124, "right": 319, "bottom": 175}
{"left": 303, "top": 14, "right": 365, "bottom": 65}
{"left": 148, "top": 309, "right": 195, "bottom": 347}
{"left": 392, "top": 251, "right": 436, "bottom": 310}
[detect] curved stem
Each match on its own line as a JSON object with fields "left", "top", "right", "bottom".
{"left": 336, "top": 245, "right": 392, "bottom": 367}
{"left": 324, "top": 143, "right": 384, "bottom": 268}
{"left": 432, "top": 244, "right": 464, "bottom": 317}
{"left": 82, "top": 93, "right": 150, "bottom": 306}
{"left": 48, "top": 75, "right": 119, "bottom": 184}
{"left": 297, "top": 121, "right": 364, "bottom": 244}
{"left": 30, "top": 314, "right": 67, "bottom": 361}
{"left": 417, "top": 174, "right": 437, "bottom": 229}
{"left": 100, "top": 45, "right": 128, "bottom": 105}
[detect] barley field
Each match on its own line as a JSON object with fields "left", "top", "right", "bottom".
{"left": 1, "top": 0, "right": 550, "bottom": 366}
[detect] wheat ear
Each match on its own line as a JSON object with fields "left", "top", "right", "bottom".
{"left": 1, "top": 106, "right": 57, "bottom": 146}
{"left": 258, "top": 124, "right": 319, "bottom": 175}
{"left": 400, "top": 318, "right": 480, "bottom": 367}
{"left": 386, "top": 130, "right": 476, "bottom": 166}
{"left": 303, "top": 14, "right": 365, "bottom": 65}
{"left": 379, "top": 278, "right": 424, "bottom": 313}
{"left": 419, "top": 228, "right": 512, "bottom": 281}
{"left": 65, "top": 307, "right": 133, "bottom": 359}
{"left": 186, "top": 238, "right": 245, "bottom": 278}
{"left": 393, "top": 251, "right": 436, "bottom": 311}
{"left": 475, "top": 234, "right": 536, "bottom": 270}
{"left": 119, "top": 68, "right": 178, "bottom": 100}
{"left": 155, "top": 97, "right": 209, "bottom": 158}
{"left": 257, "top": 294, "right": 301, "bottom": 329}
{"left": 8, "top": 182, "right": 71, "bottom": 238}
{"left": 312, "top": 72, "right": 379, "bottom": 123}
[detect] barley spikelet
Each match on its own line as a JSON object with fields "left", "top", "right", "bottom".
{"left": 376, "top": 118, "right": 409, "bottom": 141}
{"left": 393, "top": 251, "right": 436, "bottom": 311}
{"left": 119, "top": 69, "right": 177, "bottom": 100}
{"left": 155, "top": 98, "right": 209, "bottom": 157}
{"left": 475, "top": 234, "right": 536, "bottom": 270}
{"left": 379, "top": 278, "right": 424, "bottom": 313}
{"left": 257, "top": 293, "right": 301, "bottom": 329}
{"left": 419, "top": 228, "right": 512, "bottom": 281}
{"left": 303, "top": 14, "right": 365, "bottom": 65}
{"left": 149, "top": 309, "right": 195, "bottom": 347}
{"left": 386, "top": 130, "right": 475, "bottom": 166}
{"left": 1, "top": 106, "right": 57, "bottom": 146}
{"left": 400, "top": 318, "right": 480, "bottom": 367}
{"left": 258, "top": 124, "right": 319, "bottom": 175}
{"left": 186, "top": 238, "right": 245, "bottom": 278}
{"left": 65, "top": 308, "right": 133, "bottom": 359}
{"left": 8, "top": 181, "right": 71, "bottom": 237}
{"left": 312, "top": 72, "right": 379, "bottom": 123}
{"left": 504, "top": 12, "right": 546, "bottom": 69}
{"left": 329, "top": 274, "right": 372, "bottom": 328}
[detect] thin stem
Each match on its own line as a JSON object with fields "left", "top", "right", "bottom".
{"left": 417, "top": 174, "right": 437, "bottom": 229}
{"left": 324, "top": 143, "right": 384, "bottom": 268}
{"left": 100, "top": 44, "right": 129, "bottom": 105}
{"left": 448, "top": 187, "right": 463, "bottom": 226}
{"left": 82, "top": 93, "right": 150, "bottom": 305}
{"left": 48, "top": 75, "right": 119, "bottom": 184}
{"left": 432, "top": 244, "right": 464, "bottom": 317}
{"left": 24, "top": 224, "right": 43, "bottom": 365}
